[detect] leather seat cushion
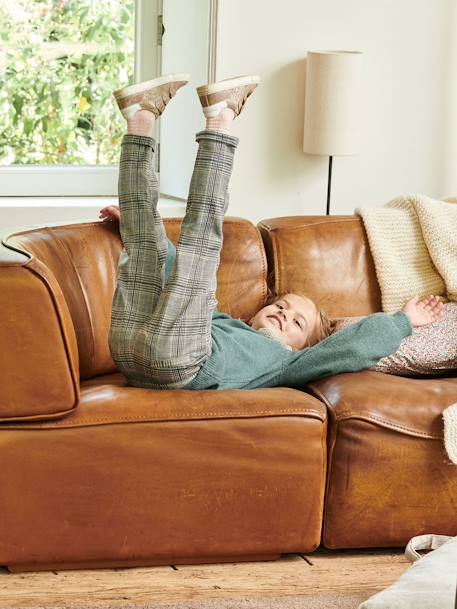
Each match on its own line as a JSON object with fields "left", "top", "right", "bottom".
{"left": 0, "top": 374, "right": 328, "bottom": 569}
{"left": 308, "top": 371, "right": 457, "bottom": 548}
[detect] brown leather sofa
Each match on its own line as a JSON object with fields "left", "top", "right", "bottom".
{"left": 1, "top": 215, "right": 456, "bottom": 572}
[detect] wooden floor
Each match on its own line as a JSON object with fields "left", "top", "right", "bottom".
{"left": 0, "top": 549, "right": 410, "bottom": 609}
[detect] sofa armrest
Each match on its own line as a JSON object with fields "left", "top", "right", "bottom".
{"left": 0, "top": 238, "right": 80, "bottom": 422}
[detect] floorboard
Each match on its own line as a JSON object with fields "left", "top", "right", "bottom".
{"left": 0, "top": 550, "right": 410, "bottom": 608}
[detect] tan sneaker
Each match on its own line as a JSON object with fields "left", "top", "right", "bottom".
{"left": 197, "top": 75, "right": 260, "bottom": 119}
{"left": 113, "top": 73, "right": 190, "bottom": 120}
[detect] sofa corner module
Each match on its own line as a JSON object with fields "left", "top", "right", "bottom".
{"left": 309, "top": 372, "right": 457, "bottom": 549}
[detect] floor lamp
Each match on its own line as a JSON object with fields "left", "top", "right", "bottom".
{"left": 303, "top": 51, "right": 363, "bottom": 215}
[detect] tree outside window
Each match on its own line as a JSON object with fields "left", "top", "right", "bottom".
{"left": 0, "top": 0, "right": 135, "bottom": 166}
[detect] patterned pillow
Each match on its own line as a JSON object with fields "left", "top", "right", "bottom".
{"left": 332, "top": 302, "right": 457, "bottom": 376}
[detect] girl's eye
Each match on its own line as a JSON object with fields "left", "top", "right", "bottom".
{"left": 295, "top": 320, "right": 301, "bottom": 328}
{"left": 277, "top": 304, "right": 284, "bottom": 310}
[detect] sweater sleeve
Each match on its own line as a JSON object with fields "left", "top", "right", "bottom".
{"left": 278, "top": 311, "right": 412, "bottom": 388}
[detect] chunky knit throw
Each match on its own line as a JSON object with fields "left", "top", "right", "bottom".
{"left": 356, "top": 194, "right": 457, "bottom": 312}
{"left": 443, "top": 403, "right": 457, "bottom": 464}
{"left": 358, "top": 195, "right": 457, "bottom": 463}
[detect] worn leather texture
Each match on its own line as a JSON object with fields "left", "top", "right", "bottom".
{"left": 0, "top": 217, "right": 325, "bottom": 570}
{"left": 259, "top": 216, "right": 382, "bottom": 317}
{"left": 308, "top": 371, "right": 457, "bottom": 548}
{"left": 2, "top": 214, "right": 457, "bottom": 569}
{"left": 0, "top": 238, "right": 79, "bottom": 421}
{"left": 261, "top": 215, "right": 457, "bottom": 549}
{"left": 0, "top": 373, "right": 327, "bottom": 570}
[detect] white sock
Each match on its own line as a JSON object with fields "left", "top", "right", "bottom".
{"left": 205, "top": 108, "right": 235, "bottom": 134}
{"left": 127, "top": 110, "right": 156, "bottom": 137}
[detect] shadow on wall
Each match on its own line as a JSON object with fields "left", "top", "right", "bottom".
{"left": 267, "top": 58, "right": 323, "bottom": 191}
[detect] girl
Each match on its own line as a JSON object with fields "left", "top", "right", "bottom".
{"left": 104, "top": 73, "right": 443, "bottom": 390}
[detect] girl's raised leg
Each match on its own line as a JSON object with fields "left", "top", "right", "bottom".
{"left": 108, "top": 74, "right": 189, "bottom": 382}
{"left": 141, "top": 76, "right": 260, "bottom": 389}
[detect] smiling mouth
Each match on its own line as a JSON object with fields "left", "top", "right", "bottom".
{"left": 267, "top": 315, "right": 283, "bottom": 331}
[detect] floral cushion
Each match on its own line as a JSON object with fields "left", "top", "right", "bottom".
{"left": 332, "top": 303, "right": 457, "bottom": 376}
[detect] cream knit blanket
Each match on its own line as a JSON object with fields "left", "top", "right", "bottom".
{"left": 443, "top": 403, "right": 457, "bottom": 464}
{"left": 357, "top": 194, "right": 457, "bottom": 312}
{"left": 358, "top": 195, "right": 457, "bottom": 463}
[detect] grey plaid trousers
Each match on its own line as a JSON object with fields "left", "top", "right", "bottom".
{"left": 109, "top": 130, "right": 238, "bottom": 389}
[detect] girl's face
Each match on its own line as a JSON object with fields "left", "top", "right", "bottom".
{"left": 249, "top": 293, "right": 320, "bottom": 351}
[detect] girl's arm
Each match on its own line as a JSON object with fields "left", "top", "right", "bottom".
{"left": 279, "top": 296, "right": 443, "bottom": 387}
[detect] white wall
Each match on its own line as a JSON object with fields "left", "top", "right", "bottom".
{"left": 3, "top": 1, "right": 455, "bottom": 229}
{"left": 216, "top": 0, "right": 456, "bottom": 221}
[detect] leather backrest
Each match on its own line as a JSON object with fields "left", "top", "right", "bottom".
{"left": 7, "top": 217, "right": 267, "bottom": 380}
{"left": 258, "top": 216, "right": 382, "bottom": 318}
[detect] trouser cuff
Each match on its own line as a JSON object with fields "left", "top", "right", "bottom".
{"left": 195, "top": 130, "right": 239, "bottom": 148}
{"left": 122, "top": 134, "right": 157, "bottom": 150}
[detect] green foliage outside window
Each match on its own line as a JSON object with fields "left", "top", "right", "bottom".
{"left": 0, "top": 0, "right": 135, "bottom": 165}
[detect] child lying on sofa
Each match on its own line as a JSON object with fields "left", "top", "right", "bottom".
{"left": 103, "top": 72, "right": 443, "bottom": 390}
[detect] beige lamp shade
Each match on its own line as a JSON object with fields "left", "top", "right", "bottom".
{"left": 303, "top": 50, "right": 363, "bottom": 156}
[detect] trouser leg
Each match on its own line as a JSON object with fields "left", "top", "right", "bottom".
{"left": 143, "top": 130, "right": 238, "bottom": 388}
{"left": 109, "top": 130, "right": 238, "bottom": 389}
{"left": 108, "top": 134, "right": 168, "bottom": 379}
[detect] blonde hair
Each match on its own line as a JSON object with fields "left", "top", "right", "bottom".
{"left": 266, "top": 290, "right": 333, "bottom": 347}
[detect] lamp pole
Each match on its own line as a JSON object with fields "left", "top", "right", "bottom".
{"left": 326, "top": 155, "right": 333, "bottom": 215}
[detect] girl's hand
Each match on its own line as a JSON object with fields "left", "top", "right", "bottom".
{"left": 99, "top": 205, "right": 120, "bottom": 222}
{"left": 402, "top": 295, "right": 444, "bottom": 327}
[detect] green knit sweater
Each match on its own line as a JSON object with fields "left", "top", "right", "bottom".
{"left": 185, "top": 310, "right": 411, "bottom": 389}
{"left": 164, "top": 241, "right": 412, "bottom": 390}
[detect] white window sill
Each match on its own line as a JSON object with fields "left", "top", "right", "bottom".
{"left": 0, "top": 196, "right": 186, "bottom": 232}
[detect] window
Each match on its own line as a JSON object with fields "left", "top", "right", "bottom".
{"left": 0, "top": 0, "right": 140, "bottom": 196}
{"left": 0, "top": 0, "right": 216, "bottom": 199}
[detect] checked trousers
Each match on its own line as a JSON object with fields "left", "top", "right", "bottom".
{"left": 108, "top": 130, "right": 238, "bottom": 389}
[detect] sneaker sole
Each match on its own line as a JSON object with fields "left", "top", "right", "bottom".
{"left": 114, "top": 73, "right": 190, "bottom": 100}
{"left": 197, "top": 75, "right": 260, "bottom": 97}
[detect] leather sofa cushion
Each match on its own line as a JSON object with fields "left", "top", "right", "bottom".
{"left": 310, "top": 370, "right": 457, "bottom": 437}
{"left": 308, "top": 371, "right": 457, "bottom": 548}
{"left": 258, "top": 216, "right": 382, "bottom": 318}
{"left": 0, "top": 374, "right": 328, "bottom": 569}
